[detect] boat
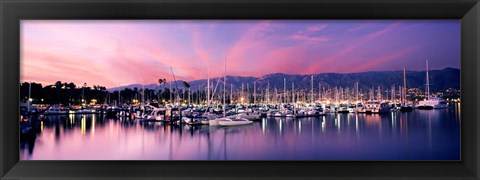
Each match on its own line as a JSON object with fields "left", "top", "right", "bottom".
{"left": 209, "top": 117, "right": 232, "bottom": 126}
{"left": 229, "top": 112, "right": 261, "bottom": 121}
{"left": 417, "top": 97, "right": 448, "bottom": 109}
{"left": 337, "top": 104, "right": 350, "bottom": 113}
{"left": 364, "top": 101, "right": 390, "bottom": 114}
{"left": 20, "top": 102, "right": 40, "bottom": 115}
{"left": 183, "top": 116, "right": 209, "bottom": 125}
{"left": 217, "top": 117, "right": 253, "bottom": 126}
{"left": 355, "top": 103, "right": 366, "bottom": 113}
{"left": 400, "top": 102, "right": 414, "bottom": 112}
{"left": 400, "top": 67, "right": 414, "bottom": 112}
{"left": 74, "top": 108, "right": 98, "bottom": 114}
{"left": 146, "top": 107, "right": 167, "bottom": 121}
{"left": 416, "top": 60, "right": 449, "bottom": 110}
{"left": 44, "top": 105, "right": 68, "bottom": 115}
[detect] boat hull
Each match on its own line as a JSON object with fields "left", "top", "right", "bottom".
{"left": 218, "top": 121, "right": 253, "bottom": 126}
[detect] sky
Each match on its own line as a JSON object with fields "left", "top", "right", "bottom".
{"left": 21, "top": 20, "right": 460, "bottom": 88}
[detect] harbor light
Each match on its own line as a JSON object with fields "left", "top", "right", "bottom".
{"left": 28, "top": 98, "right": 33, "bottom": 102}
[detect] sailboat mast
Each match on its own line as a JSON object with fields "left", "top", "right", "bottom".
{"left": 426, "top": 60, "right": 430, "bottom": 99}
{"left": 28, "top": 81, "right": 31, "bottom": 112}
{"left": 223, "top": 55, "right": 226, "bottom": 117}
{"left": 311, "top": 75, "right": 314, "bottom": 104}
{"left": 142, "top": 83, "right": 145, "bottom": 110}
{"left": 170, "top": 67, "right": 179, "bottom": 104}
{"left": 282, "top": 78, "right": 287, "bottom": 103}
{"left": 207, "top": 65, "right": 210, "bottom": 106}
{"left": 356, "top": 82, "right": 359, "bottom": 102}
{"left": 292, "top": 82, "right": 294, "bottom": 103}
{"left": 254, "top": 81, "right": 256, "bottom": 104}
{"left": 403, "top": 67, "right": 407, "bottom": 103}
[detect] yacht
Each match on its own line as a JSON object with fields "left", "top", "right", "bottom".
{"left": 416, "top": 60, "right": 449, "bottom": 110}
{"left": 44, "top": 105, "right": 68, "bottom": 115}
{"left": 217, "top": 117, "right": 253, "bottom": 126}
{"left": 400, "top": 102, "right": 414, "bottom": 112}
{"left": 417, "top": 97, "right": 448, "bottom": 109}
{"left": 364, "top": 101, "right": 390, "bottom": 114}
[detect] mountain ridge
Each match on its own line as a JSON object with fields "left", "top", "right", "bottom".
{"left": 107, "top": 67, "right": 460, "bottom": 92}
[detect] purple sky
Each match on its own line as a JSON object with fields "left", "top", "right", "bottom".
{"left": 21, "top": 20, "right": 460, "bottom": 88}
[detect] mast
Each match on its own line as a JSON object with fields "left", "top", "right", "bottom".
{"left": 247, "top": 83, "right": 249, "bottom": 104}
{"left": 118, "top": 89, "right": 121, "bottom": 107}
{"left": 356, "top": 82, "right": 359, "bottom": 103}
{"left": 28, "top": 81, "right": 31, "bottom": 112}
{"left": 311, "top": 75, "right": 314, "bottom": 104}
{"left": 169, "top": 80, "right": 173, "bottom": 103}
{"left": 207, "top": 64, "right": 210, "bottom": 106}
{"left": 403, "top": 66, "right": 407, "bottom": 103}
{"left": 318, "top": 83, "right": 321, "bottom": 101}
{"left": 254, "top": 81, "right": 256, "bottom": 104}
{"left": 265, "top": 82, "right": 270, "bottom": 104}
{"left": 282, "top": 78, "right": 287, "bottom": 103}
{"left": 292, "top": 82, "right": 294, "bottom": 103}
{"left": 425, "top": 60, "right": 430, "bottom": 99}
{"left": 377, "top": 86, "right": 381, "bottom": 101}
{"left": 241, "top": 83, "right": 244, "bottom": 102}
{"left": 170, "top": 67, "right": 179, "bottom": 104}
{"left": 223, "top": 55, "right": 226, "bottom": 117}
{"left": 142, "top": 83, "right": 145, "bottom": 110}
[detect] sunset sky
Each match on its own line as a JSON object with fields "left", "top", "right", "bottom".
{"left": 21, "top": 20, "right": 460, "bottom": 88}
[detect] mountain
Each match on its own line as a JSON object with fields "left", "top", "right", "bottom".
{"left": 107, "top": 68, "right": 460, "bottom": 92}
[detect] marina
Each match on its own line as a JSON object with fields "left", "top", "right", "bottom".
{"left": 19, "top": 20, "right": 461, "bottom": 160}
{"left": 19, "top": 58, "right": 461, "bottom": 160}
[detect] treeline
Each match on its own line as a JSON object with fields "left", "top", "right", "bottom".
{"left": 20, "top": 81, "right": 108, "bottom": 105}
{"left": 20, "top": 81, "right": 209, "bottom": 105}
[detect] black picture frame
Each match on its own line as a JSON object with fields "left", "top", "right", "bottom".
{"left": 1, "top": 0, "right": 479, "bottom": 179}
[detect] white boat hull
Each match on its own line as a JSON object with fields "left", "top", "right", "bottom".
{"left": 218, "top": 120, "right": 253, "bottom": 126}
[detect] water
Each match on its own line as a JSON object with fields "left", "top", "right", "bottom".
{"left": 20, "top": 104, "right": 460, "bottom": 160}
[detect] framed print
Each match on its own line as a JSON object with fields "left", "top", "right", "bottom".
{"left": 1, "top": 0, "right": 479, "bottom": 179}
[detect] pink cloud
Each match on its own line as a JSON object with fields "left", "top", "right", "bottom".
{"left": 291, "top": 34, "right": 329, "bottom": 42}
{"left": 227, "top": 21, "right": 277, "bottom": 70}
{"left": 306, "top": 24, "right": 328, "bottom": 32}
{"left": 305, "top": 21, "right": 403, "bottom": 73}
{"left": 349, "top": 45, "right": 422, "bottom": 72}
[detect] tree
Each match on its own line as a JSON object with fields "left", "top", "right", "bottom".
{"left": 67, "top": 82, "right": 76, "bottom": 89}
{"left": 182, "top": 81, "right": 190, "bottom": 89}
{"left": 158, "top": 78, "right": 167, "bottom": 103}
{"left": 55, "top": 81, "right": 63, "bottom": 89}
{"left": 158, "top": 78, "right": 167, "bottom": 85}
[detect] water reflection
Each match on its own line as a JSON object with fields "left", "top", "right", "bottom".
{"left": 20, "top": 105, "right": 460, "bottom": 160}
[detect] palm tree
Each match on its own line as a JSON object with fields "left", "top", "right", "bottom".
{"left": 158, "top": 78, "right": 167, "bottom": 85}
{"left": 183, "top": 81, "right": 191, "bottom": 104}
{"left": 158, "top": 78, "right": 167, "bottom": 103}
{"left": 182, "top": 81, "right": 190, "bottom": 89}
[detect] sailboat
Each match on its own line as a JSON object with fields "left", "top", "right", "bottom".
{"left": 400, "top": 67, "right": 414, "bottom": 112}
{"left": 210, "top": 55, "right": 253, "bottom": 126}
{"left": 416, "top": 60, "right": 449, "bottom": 109}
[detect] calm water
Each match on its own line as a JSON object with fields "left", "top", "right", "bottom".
{"left": 20, "top": 104, "right": 460, "bottom": 160}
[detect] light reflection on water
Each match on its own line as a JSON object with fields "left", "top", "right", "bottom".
{"left": 20, "top": 106, "right": 460, "bottom": 160}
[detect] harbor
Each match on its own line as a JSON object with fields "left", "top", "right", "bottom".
{"left": 19, "top": 20, "right": 461, "bottom": 160}
{"left": 19, "top": 62, "right": 461, "bottom": 160}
